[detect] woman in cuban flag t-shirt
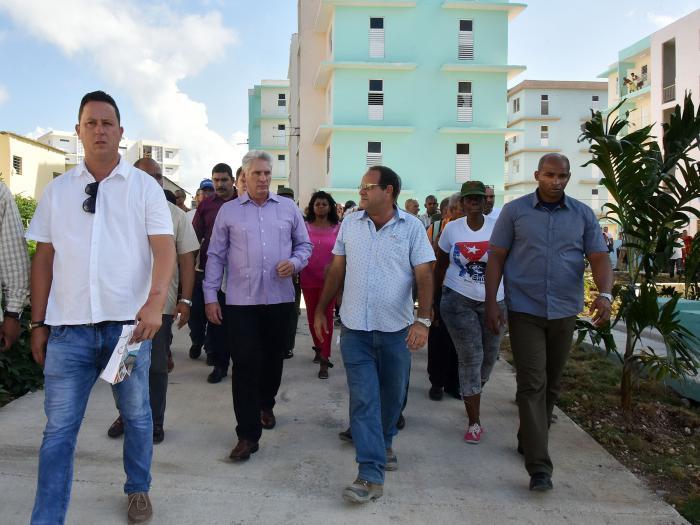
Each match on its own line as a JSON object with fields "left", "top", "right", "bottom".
{"left": 434, "top": 181, "right": 506, "bottom": 446}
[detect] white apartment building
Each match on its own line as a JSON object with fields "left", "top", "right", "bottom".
{"left": 37, "top": 131, "right": 181, "bottom": 182}
{"left": 505, "top": 81, "right": 608, "bottom": 215}
{"left": 599, "top": 8, "right": 700, "bottom": 233}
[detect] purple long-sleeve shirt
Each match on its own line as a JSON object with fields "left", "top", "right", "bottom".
{"left": 203, "top": 192, "right": 312, "bottom": 305}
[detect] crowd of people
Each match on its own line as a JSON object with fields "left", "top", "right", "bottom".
{"left": 0, "top": 90, "right": 617, "bottom": 523}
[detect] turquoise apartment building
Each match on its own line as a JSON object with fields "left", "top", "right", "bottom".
{"left": 248, "top": 80, "right": 291, "bottom": 190}
{"left": 292, "top": 0, "right": 526, "bottom": 208}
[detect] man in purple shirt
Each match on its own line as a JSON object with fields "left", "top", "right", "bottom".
{"left": 191, "top": 163, "right": 237, "bottom": 383}
{"left": 204, "top": 150, "right": 312, "bottom": 461}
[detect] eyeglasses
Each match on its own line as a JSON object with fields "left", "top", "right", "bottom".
{"left": 358, "top": 183, "right": 383, "bottom": 191}
{"left": 83, "top": 181, "right": 99, "bottom": 214}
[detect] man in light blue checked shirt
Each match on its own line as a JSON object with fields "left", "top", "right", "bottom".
{"left": 314, "top": 166, "right": 435, "bottom": 504}
{"left": 0, "top": 180, "right": 29, "bottom": 351}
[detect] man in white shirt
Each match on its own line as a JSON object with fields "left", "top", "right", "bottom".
{"left": 484, "top": 185, "right": 501, "bottom": 219}
{"left": 27, "top": 91, "right": 175, "bottom": 525}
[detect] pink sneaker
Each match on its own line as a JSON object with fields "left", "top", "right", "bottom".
{"left": 464, "top": 423, "right": 482, "bottom": 444}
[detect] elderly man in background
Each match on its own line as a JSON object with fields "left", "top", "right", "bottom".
{"left": 204, "top": 150, "right": 311, "bottom": 462}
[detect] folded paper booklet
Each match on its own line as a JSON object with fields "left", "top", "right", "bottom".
{"left": 100, "top": 324, "right": 142, "bottom": 385}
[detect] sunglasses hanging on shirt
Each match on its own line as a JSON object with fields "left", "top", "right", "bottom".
{"left": 83, "top": 181, "right": 99, "bottom": 214}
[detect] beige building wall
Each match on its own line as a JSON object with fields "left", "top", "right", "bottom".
{"left": 0, "top": 132, "right": 66, "bottom": 200}
{"left": 295, "top": 0, "right": 330, "bottom": 208}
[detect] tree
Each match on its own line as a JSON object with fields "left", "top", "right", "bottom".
{"left": 578, "top": 93, "right": 700, "bottom": 414}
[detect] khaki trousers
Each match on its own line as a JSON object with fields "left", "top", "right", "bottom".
{"left": 508, "top": 311, "right": 576, "bottom": 476}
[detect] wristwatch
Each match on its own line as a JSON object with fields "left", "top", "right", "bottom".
{"left": 3, "top": 310, "right": 21, "bottom": 320}
{"left": 178, "top": 299, "right": 193, "bottom": 307}
{"left": 598, "top": 292, "right": 613, "bottom": 303}
{"left": 415, "top": 317, "right": 432, "bottom": 328}
{"left": 30, "top": 321, "right": 48, "bottom": 331}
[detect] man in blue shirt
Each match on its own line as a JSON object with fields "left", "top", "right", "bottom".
{"left": 314, "top": 166, "right": 435, "bottom": 504}
{"left": 485, "top": 153, "right": 613, "bottom": 492}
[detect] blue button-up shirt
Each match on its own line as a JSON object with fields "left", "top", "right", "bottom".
{"left": 489, "top": 191, "right": 608, "bottom": 320}
{"left": 333, "top": 208, "right": 436, "bottom": 332}
{"left": 203, "top": 192, "right": 312, "bottom": 306}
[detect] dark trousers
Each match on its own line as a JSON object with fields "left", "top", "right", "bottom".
{"left": 149, "top": 314, "right": 174, "bottom": 426}
{"left": 209, "top": 290, "right": 230, "bottom": 371}
{"left": 188, "top": 271, "right": 208, "bottom": 350}
{"left": 427, "top": 318, "right": 460, "bottom": 394}
{"left": 508, "top": 311, "right": 576, "bottom": 476}
{"left": 225, "top": 302, "right": 295, "bottom": 442}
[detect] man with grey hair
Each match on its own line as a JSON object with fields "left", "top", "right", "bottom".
{"left": 204, "top": 150, "right": 312, "bottom": 461}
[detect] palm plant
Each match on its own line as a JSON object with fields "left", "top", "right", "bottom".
{"left": 578, "top": 93, "right": 700, "bottom": 413}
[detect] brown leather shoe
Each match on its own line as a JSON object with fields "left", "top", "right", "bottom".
{"left": 127, "top": 492, "right": 152, "bottom": 524}
{"left": 229, "top": 439, "right": 259, "bottom": 461}
{"left": 260, "top": 409, "right": 276, "bottom": 429}
{"left": 107, "top": 416, "right": 124, "bottom": 438}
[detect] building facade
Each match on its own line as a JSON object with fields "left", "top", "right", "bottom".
{"left": 505, "top": 80, "right": 608, "bottom": 214}
{"left": 0, "top": 131, "right": 66, "bottom": 199}
{"left": 37, "top": 131, "right": 181, "bottom": 182}
{"left": 598, "top": 8, "right": 700, "bottom": 234}
{"left": 291, "top": 0, "right": 526, "bottom": 208}
{"left": 248, "top": 80, "right": 291, "bottom": 190}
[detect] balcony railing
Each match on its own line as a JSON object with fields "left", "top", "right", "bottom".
{"left": 662, "top": 84, "right": 676, "bottom": 103}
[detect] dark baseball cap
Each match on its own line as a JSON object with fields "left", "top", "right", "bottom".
{"left": 277, "top": 187, "right": 295, "bottom": 198}
{"left": 199, "top": 179, "right": 214, "bottom": 190}
{"left": 460, "top": 181, "right": 487, "bottom": 197}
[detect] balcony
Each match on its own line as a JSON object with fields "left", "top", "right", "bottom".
{"left": 663, "top": 84, "right": 676, "bottom": 104}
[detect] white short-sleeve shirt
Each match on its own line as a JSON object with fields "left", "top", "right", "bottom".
{"left": 27, "top": 157, "right": 174, "bottom": 325}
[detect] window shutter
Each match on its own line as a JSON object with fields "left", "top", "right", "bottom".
{"left": 457, "top": 81, "right": 473, "bottom": 122}
{"left": 540, "top": 94, "right": 549, "bottom": 115}
{"left": 458, "top": 20, "right": 474, "bottom": 60}
{"left": 369, "top": 18, "right": 385, "bottom": 58}
{"left": 367, "top": 141, "right": 382, "bottom": 167}
{"left": 455, "top": 144, "right": 471, "bottom": 183}
{"left": 540, "top": 125, "right": 549, "bottom": 146}
{"left": 368, "top": 79, "right": 384, "bottom": 120}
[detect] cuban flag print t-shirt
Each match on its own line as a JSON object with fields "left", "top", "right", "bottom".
{"left": 438, "top": 215, "right": 505, "bottom": 302}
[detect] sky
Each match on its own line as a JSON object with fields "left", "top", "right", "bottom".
{"left": 0, "top": 0, "right": 698, "bottom": 192}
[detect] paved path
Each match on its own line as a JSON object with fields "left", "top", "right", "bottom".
{"left": 0, "top": 314, "right": 688, "bottom": 524}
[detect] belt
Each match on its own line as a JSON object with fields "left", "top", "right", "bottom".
{"left": 84, "top": 320, "right": 136, "bottom": 328}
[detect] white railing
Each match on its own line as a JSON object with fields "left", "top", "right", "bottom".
{"left": 662, "top": 84, "right": 676, "bottom": 103}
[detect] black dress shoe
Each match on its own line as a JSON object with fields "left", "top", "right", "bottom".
{"left": 529, "top": 472, "right": 553, "bottom": 491}
{"left": 338, "top": 428, "right": 353, "bottom": 443}
{"left": 284, "top": 349, "right": 294, "bottom": 359}
{"left": 153, "top": 424, "right": 164, "bottom": 444}
{"left": 229, "top": 439, "right": 259, "bottom": 461}
{"left": 107, "top": 416, "right": 124, "bottom": 438}
{"left": 261, "top": 409, "right": 276, "bottom": 429}
{"left": 429, "top": 386, "right": 443, "bottom": 401}
{"left": 396, "top": 413, "right": 405, "bottom": 430}
{"left": 207, "top": 367, "right": 227, "bottom": 384}
{"left": 189, "top": 344, "right": 202, "bottom": 360}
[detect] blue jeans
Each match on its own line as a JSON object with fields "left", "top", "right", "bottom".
{"left": 31, "top": 323, "right": 153, "bottom": 525}
{"left": 340, "top": 326, "right": 411, "bottom": 485}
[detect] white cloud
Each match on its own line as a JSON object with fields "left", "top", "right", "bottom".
{"left": 647, "top": 12, "right": 678, "bottom": 28}
{"left": 0, "top": 0, "right": 239, "bottom": 191}
{"left": 0, "top": 85, "right": 8, "bottom": 105}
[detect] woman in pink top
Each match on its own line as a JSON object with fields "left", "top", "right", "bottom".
{"left": 300, "top": 191, "right": 340, "bottom": 379}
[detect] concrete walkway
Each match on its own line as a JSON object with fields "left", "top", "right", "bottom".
{"left": 0, "top": 313, "right": 688, "bottom": 524}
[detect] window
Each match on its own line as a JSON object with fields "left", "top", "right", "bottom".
{"left": 591, "top": 95, "right": 600, "bottom": 111}
{"left": 641, "top": 64, "right": 648, "bottom": 81}
{"left": 512, "top": 159, "right": 520, "bottom": 176}
{"left": 278, "top": 93, "right": 287, "bottom": 107}
{"left": 366, "top": 141, "right": 382, "bottom": 167}
{"left": 512, "top": 97, "right": 520, "bottom": 113}
{"left": 457, "top": 81, "right": 473, "bottom": 122}
{"left": 458, "top": 20, "right": 474, "bottom": 60}
{"left": 12, "top": 156, "right": 21, "bottom": 176}
{"left": 165, "top": 150, "right": 174, "bottom": 159}
{"left": 369, "top": 17, "right": 384, "bottom": 58}
{"left": 59, "top": 138, "right": 70, "bottom": 143}
{"left": 540, "top": 125, "right": 549, "bottom": 146}
{"left": 276, "top": 124, "right": 286, "bottom": 145}
{"left": 456, "top": 143, "right": 471, "bottom": 183}
{"left": 540, "top": 94, "right": 549, "bottom": 115}
{"left": 326, "top": 146, "right": 331, "bottom": 174}
{"left": 368, "top": 79, "right": 384, "bottom": 121}
{"left": 278, "top": 154, "right": 286, "bottom": 161}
